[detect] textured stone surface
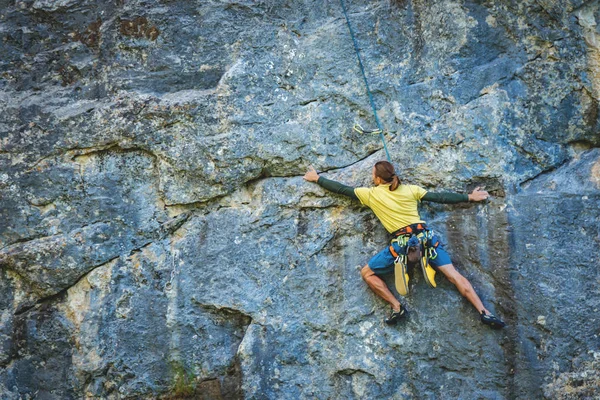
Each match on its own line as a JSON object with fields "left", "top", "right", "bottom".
{"left": 1, "top": 0, "right": 600, "bottom": 398}
{"left": 508, "top": 149, "right": 600, "bottom": 399}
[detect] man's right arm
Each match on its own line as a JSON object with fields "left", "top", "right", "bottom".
{"left": 316, "top": 177, "right": 359, "bottom": 200}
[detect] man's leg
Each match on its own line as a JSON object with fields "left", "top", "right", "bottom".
{"left": 360, "top": 265, "right": 401, "bottom": 312}
{"left": 437, "top": 263, "right": 490, "bottom": 315}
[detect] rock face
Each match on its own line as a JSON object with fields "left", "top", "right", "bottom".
{"left": 1, "top": 0, "right": 599, "bottom": 398}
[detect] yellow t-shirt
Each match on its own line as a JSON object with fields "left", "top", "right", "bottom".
{"left": 354, "top": 184, "right": 427, "bottom": 233}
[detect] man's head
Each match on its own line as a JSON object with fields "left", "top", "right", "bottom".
{"left": 372, "top": 160, "right": 399, "bottom": 190}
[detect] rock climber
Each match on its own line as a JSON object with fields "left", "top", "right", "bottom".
{"left": 303, "top": 161, "right": 505, "bottom": 328}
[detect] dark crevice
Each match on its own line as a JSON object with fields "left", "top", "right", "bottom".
{"left": 14, "top": 281, "right": 73, "bottom": 316}
{"left": 527, "top": 52, "right": 544, "bottom": 63}
{"left": 11, "top": 227, "right": 160, "bottom": 316}
{"left": 13, "top": 253, "right": 120, "bottom": 316}
{"left": 194, "top": 303, "right": 253, "bottom": 322}
{"left": 318, "top": 147, "right": 383, "bottom": 174}
{"left": 285, "top": 201, "right": 345, "bottom": 211}
{"left": 518, "top": 156, "right": 572, "bottom": 189}
{"left": 336, "top": 368, "right": 377, "bottom": 378}
{"left": 70, "top": 143, "right": 160, "bottom": 165}
{"left": 158, "top": 212, "right": 191, "bottom": 237}
{"left": 298, "top": 97, "right": 323, "bottom": 106}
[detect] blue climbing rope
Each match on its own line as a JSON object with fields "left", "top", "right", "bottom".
{"left": 339, "top": 0, "right": 392, "bottom": 162}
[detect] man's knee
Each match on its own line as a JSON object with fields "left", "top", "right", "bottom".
{"left": 361, "top": 265, "right": 375, "bottom": 280}
{"left": 447, "top": 271, "right": 473, "bottom": 296}
{"left": 438, "top": 264, "right": 457, "bottom": 283}
{"left": 439, "top": 264, "right": 469, "bottom": 288}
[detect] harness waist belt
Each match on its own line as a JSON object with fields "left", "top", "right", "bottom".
{"left": 392, "top": 223, "right": 428, "bottom": 237}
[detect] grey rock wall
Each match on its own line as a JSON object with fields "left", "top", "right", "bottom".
{"left": 1, "top": 0, "right": 599, "bottom": 398}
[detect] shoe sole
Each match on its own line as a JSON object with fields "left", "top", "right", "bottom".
{"left": 385, "top": 309, "right": 407, "bottom": 325}
{"left": 394, "top": 260, "right": 409, "bottom": 296}
{"left": 420, "top": 256, "right": 437, "bottom": 288}
{"left": 481, "top": 316, "right": 506, "bottom": 329}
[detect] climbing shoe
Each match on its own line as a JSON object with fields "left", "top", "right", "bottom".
{"left": 394, "top": 258, "right": 409, "bottom": 296}
{"left": 480, "top": 311, "right": 505, "bottom": 329}
{"left": 385, "top": 306, "right": 407, "bottom": 325}
{"left": 420, "top": 259, "right": 437, "bottom": 288}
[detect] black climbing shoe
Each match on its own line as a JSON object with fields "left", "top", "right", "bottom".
{"left": 480, "top": 311, "right": 505, "bottom": 329}
{"left": 385, "top": 306, "right": 407, "bottom": 325}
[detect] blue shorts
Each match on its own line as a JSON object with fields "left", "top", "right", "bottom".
{"left": 367, "top": 235, "right": 452, "bottom": 276}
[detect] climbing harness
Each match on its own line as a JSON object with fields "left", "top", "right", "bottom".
{"left": 391, "top": 223, "right": 428, "bottom": 238}
{"left": 339, "top": 0, "right": 392, "bottom": 163}
{"left": 389, "top": 223, "right": 440, "bottom": 295}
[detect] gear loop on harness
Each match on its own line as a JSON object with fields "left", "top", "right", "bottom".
{"left": 428, "top": 246, "right": 438, "bottom": 260}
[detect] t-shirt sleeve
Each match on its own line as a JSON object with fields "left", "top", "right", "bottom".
{"left": 354, "top": 187, "right": 371, "bottom": 206}
{"left": 410, "top": 185, "right": 428, "bottom": 201}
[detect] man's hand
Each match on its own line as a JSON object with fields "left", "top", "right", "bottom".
{"left": 468, "top": 187, "right": 489, "bottom": 202}
{"left": 303, "top": 166, "right": 320, "bottom": 182}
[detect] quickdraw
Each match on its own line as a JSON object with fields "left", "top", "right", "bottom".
{"left": 353, "top": 123, "right": 383, "bottom": 136}
{"left": 339, "top": 0, "right": 392, "bottom": 163}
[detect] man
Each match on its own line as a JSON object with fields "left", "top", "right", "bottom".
{"left": 303, "top": 161, "right": 505, "bottom": 328}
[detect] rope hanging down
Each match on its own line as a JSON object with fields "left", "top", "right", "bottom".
{"left": 339, "top": 0, "right": 392, "bottom": 162}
